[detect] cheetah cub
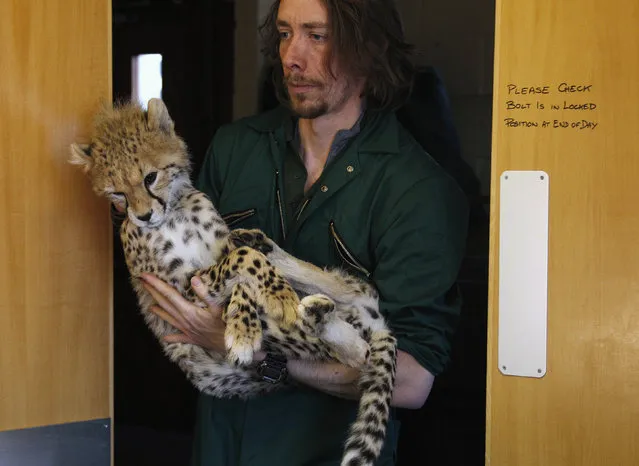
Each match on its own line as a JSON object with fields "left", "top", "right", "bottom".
{"left": 69, "top": 98, "right": 398, "bottom": 466}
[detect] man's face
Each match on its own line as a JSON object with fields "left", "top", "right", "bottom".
{"left": 276, "top": 0, "right": 360, "bottom": 119}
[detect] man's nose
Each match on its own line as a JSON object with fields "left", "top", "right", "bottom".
{"left": 281, "top": 37, "right": 306, "bottom": 71}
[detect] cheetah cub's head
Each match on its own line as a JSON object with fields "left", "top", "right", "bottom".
{"left": 69, "top": 98, "right": 191, "bottom": 228}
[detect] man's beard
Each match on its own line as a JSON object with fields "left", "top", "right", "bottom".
{"left": 284, "top": 76, "right": 328, "bottom": 119}
{"left": 284, "top": 77, "right": 352, "bottom": 120}
{"left": 289, "top": 95, "right": 329, "bottom": 119}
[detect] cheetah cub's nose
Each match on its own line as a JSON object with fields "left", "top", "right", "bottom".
{"left": 137, "top": 211, "right": 153, "bottom": 222}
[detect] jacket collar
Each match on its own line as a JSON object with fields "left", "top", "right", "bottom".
{"left": 246, "top": 105, "right": 400, "bottom": 155}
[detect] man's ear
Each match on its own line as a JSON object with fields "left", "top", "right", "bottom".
{"left": 147, "top": 98, "right": 174, "bottom": 135}
{"left": 68, "top": 143, "right": 93, "bottom": 174}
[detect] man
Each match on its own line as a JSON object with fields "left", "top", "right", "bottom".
{"left": 141, "top": 0, "right": 469, "bottom": 464}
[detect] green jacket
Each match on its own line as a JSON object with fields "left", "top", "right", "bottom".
{"left": 191, "top": 106, "right": 469, "bottom": 466}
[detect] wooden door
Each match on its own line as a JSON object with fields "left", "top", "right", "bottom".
{"left": 0, "top": 0, "right": 112, "bottom": 462}
{"left": 486, "top": 0, "right": 639, "bottom": 465}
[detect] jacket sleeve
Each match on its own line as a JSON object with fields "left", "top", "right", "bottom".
{"left": 371, "top": 172, "right": 469, "bottom": 376}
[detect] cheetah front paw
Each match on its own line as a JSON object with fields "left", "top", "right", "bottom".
{"left": 224, "top": 324, "right": 262, "bottom": 367}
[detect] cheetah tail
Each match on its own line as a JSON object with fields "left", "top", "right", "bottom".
{"left": 340, "top": 330, "right": 398, "bottom": 466}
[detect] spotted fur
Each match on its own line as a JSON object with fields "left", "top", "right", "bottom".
{"left": 69, "top": 98, "right": 397, "bottom": 466}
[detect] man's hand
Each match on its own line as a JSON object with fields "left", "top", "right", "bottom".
{"left": 140, "top": 273, "right": 228, "bottom": 353}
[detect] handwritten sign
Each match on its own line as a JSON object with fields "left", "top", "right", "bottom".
{"left": 503, "top": 82, "right": 598, "bottom": 130}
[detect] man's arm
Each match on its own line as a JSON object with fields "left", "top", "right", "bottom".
{"left": 285, "top": 349, "right": 434, "bottom": 409}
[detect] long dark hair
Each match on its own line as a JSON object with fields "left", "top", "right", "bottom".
{"left": 259, "top": 0, "right": 417, "bottom": 112}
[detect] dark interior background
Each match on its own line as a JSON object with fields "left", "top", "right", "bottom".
{"left": 112, "top": 0, "right": 235, "bottom": 463}
{"left": 111, "top": 1, "right": 490, "bottom": 465}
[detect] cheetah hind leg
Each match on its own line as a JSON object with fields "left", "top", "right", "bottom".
{"left": 223, "top": 282, "right": 263, "bottom": 366}
{"left": 298, "top": 294, "right": 370, "bottom": 368}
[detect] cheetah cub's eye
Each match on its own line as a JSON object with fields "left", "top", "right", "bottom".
{"left": 144, "top": 172, "right": 158, "bottom": 186}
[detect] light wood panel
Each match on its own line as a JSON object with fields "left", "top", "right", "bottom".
{"left": 486, "top": 0, "right": 639, "bottom": 465}
{"left": 0, "top": 0, "right": 112, "bottom": 431}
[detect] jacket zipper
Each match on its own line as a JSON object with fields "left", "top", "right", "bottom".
{"left": 295, "top": 198, "right": 310, "bottom": 221}
{"left": 275, "top": 170, "right": 286, "bottom": 241}
{"left": 329, "top": 220, "right": 371, "bottom": 278}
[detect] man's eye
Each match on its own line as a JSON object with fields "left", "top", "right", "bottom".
{"left": 144, "top": 172, "right": 158, "bottom": 186}
{"left": 279, "top": 31, "right": 290, "bottom": 40}
{"left": 310, "top": 33, "right": 326, "bottom": 41}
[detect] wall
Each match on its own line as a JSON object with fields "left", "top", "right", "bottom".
{"left": 397, "top": 0, "right": 496, "bottom": 196}
{"left": 0, "top": 3, "right": 112, "bottom": 464}
{"left": 232, "top": 0, "right": 273, "bottom": 121}
{"left": 233, "top": 0, "right": 259, "bottom": 120}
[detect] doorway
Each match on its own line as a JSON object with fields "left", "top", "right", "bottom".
{"left": 111, "top": 1, "right": 234, "bottom": 464}
{"left": 110, "top": 1, "right": 494, "bottom": 465}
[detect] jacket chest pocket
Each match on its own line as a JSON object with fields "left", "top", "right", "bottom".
{"left": 222, "top": 208, "right": 257, "bottom": 228}
{"left": 328, "top": 220, "right": 372, "bottom": 279}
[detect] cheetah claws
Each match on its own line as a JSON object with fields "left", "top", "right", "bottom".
{"left": 225, "top": 333, "right": 261, "bottom": 366}
{"left": 226, "top": 348, "right": 254, "bottom": 367}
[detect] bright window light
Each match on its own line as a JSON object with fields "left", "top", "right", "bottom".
{"left": 131, "top": 54, "right": 163, "bottom": 109}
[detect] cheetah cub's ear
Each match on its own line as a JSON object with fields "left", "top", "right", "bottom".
{"left": 146, "top": 98, "right": 174, "bottom": 135}
{"left": 68, "top": 143, "right": 93, "bottom": 174}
